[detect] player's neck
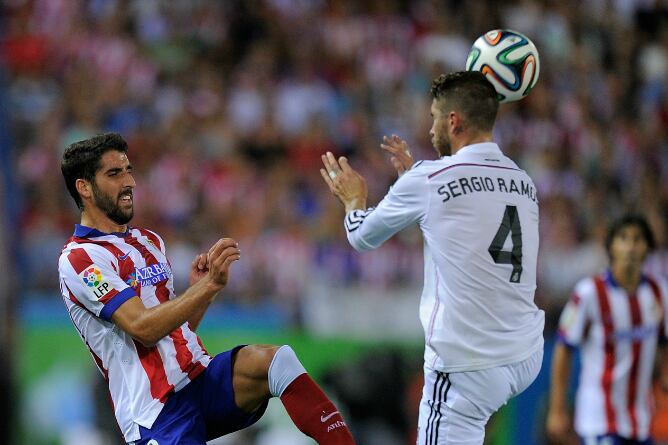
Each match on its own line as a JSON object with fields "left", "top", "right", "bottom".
{"left": 81, "top": 208, "right": 128, "bottom": 235}
{"left": 610, "top": 264, "right": 642, "bottom": 294}
{"left": 451, "top": 132, "right": 493, "bottom": 155}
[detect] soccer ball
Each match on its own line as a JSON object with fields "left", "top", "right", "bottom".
{"left": 465, "top": 29, "right": 540, "bottom": 103}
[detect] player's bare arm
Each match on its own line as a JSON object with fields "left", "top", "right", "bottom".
{"left": 320, "top": 151, "right": 368, "bottom": 213}
{"left": 380, "top": 134, "right": 414, "bottom": 176}
{"left": 112, "top": 238, "right": 240, "bottom": 346}
{"left": 546, "top": 342, "right": 576, "bottom": 443}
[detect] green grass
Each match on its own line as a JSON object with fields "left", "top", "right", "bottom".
{"left": 18, "top": 325, "right": 512, "bottom": 445}
{"left": 18, "top": 325, "right": 391, "bottom": 386}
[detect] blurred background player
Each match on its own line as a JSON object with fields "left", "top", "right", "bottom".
{"left": 320, "top": 71, "right": 544, "bottom": 445}
{"left": 547, "top": 214, "right": 668, "bottom": 445}
{"left": 58, "top": 133, "right": 355, "bottom": 445}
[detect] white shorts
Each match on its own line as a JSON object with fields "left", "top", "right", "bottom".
{"left": 417, "top": 347, "right": 543, "bottom": 445}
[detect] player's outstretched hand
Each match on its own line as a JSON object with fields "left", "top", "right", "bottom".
{"left": 205, "top": 238, "right": 240, "bottom": 290}
{"left": 380, "top": 134, "right": 414, "bottom": 176}
{"left": 320, "top": 151, "right": 368, "bottom": 213}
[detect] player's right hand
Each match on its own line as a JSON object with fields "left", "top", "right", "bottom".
{"left": 545, "top": 408, "right": 574, "bottom": 444}
{"left": 320, "top": 151, "right": 368, "bottom": 213}
{"left": 205, "top": 238, "right": 240, "bottom": 290}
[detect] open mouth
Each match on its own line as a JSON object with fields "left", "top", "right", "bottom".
{"left": 119, "top": 191, "right": 133, "bottom": 205}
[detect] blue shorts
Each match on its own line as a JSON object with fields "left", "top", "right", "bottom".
{"left": 130, "top": 345, "right": 268, "bottom": 445}
{"left": 579, "top": 434, "right": 655, "bottom": 445}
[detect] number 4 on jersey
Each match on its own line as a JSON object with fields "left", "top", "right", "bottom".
{"left": 488, "top": 205, "right": 523, "bottom": 283}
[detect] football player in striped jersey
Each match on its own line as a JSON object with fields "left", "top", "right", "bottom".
{"left": 58, "top": 133, "right": 355, "bottom": 445}
{"left": 547, "top": 214, "right": 668, "bottom": 445}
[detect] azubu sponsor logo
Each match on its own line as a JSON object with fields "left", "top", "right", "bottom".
{"left": 127, "top": 262, "right": 172, "bottom": 287}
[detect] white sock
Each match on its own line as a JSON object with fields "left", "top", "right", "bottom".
{"left": 268, "top": 345, "right": 307, "bottom": 397}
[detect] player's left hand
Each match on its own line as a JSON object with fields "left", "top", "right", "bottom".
{"left": 320, "top": 151, "right": 368, "bottom": 213}
{"left": 380, "top": 134, "right": 414, "bottom": 176}
{"left": 189, "top": 253, "right": 209, "bottom": 287}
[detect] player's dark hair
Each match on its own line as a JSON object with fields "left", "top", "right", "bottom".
{"left": 430, "top": 71, "right": 499, "bottom": 133}
{"left": 605, "top": 213, "right": 656, "bottom": 257}
{"left": 61, "top": 133, "right": 129, "bottom": 210}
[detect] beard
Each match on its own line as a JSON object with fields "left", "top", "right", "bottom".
{"left": 91, "top": 183, "right": 134, "bottom": 225}
{"left": 432, "top": 134, "right": 451, "bottom": 157}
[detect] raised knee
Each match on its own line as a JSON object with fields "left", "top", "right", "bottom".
{"left": 235, "top": 344, "right": 279, "bottom": 379}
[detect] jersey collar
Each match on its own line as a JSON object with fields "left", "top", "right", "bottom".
{"left": 453, "top": 142, "right": 502, "bottom": 157}
{"left": 604, "top": 268, "right": 648, "bottom": 291}
{"left": 74, "top": 224, "right": 130, "bottom": 238}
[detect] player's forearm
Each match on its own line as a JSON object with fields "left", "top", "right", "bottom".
{"left": 129, "top": 278, "right": 221, "bottom": 346}
{"left": 186, "top": 303, "right": 211, "bottom": 332}
{"left": 549, "top": 343, "right": 573, "bottom": 411}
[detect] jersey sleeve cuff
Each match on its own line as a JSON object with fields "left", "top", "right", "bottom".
{"left": 344, "top": 208, "right": 373, "bottom": 233}
{"left": 99, "top": 287, "right": 137, "bottom": 321}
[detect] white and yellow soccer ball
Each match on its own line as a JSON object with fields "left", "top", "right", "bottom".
{"left": 466, "top": 29, "right": 540, "bottom": 103}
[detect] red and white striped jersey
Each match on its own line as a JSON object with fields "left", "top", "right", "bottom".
{"left": 558, "top": 271, "right": 668, "bottom": 440}
{"left": 58, "top": 225, "right": 211, "bottom": 442}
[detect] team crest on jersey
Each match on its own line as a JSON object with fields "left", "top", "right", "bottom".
{"left": 128, "top": 262, "right": 172, "bottom": 287}
{"left": 80, "top": 266, "right": 113, "bottom": 299}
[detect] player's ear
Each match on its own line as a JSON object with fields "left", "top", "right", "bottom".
{"left": 76, "top": 178, "right": 92, "bottom": 201}
{"left": 448, "top": 111, "right": 463, "bottom": 135}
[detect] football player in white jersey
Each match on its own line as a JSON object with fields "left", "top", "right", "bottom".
{"left": 547, "top": 214, "right": 668, "bottom": 445}
{"left": 320, "top": 71, "right": 545, "bottom": 445}
{"left": 58, "top": 133, "right": 355, "bottom": 445}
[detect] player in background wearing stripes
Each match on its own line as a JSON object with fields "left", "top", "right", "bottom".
{"left": 57, "top": 133, "right": 355, "bottom": 445}
{"left": 320, "top": 71, "right": 545, "bottom": 445}
{"left": 547, "top": 214, "right": 668, "bottom": 445}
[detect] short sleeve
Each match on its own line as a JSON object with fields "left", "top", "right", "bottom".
{"left": 557, "top": 290, "right": 592, "bottom": 348}
{"left": 59, "top": 245, "right": 137, "bottom": 321}
{"left": 345, "top": 166, "right": 428, "bottom": 251}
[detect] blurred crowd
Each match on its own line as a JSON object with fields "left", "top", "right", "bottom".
{"left": 4, "top": 0, "right": 668, "bottom": 329}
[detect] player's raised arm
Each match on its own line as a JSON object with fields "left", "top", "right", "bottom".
{"left": 112, "top": 238, "right": 240, "bottom": 346}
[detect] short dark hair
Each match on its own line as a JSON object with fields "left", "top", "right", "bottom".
{"left": 61, "top": 133, "right": 129, "bottom": 210}
{"left": 605, "top": 213, "right": 656, "bottom": 256}
{"left": 430, "top": 71, "right": 499, "bottom": 133}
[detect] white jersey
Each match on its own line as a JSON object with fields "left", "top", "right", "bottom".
{"left": 346, "top": 142, "right": 544, "bottom": 372}
{"left": 58, "top": 225, "right": 211, "bottom": 442}
{"left": 558, "top": 271, "right": 668, "bottom": 440}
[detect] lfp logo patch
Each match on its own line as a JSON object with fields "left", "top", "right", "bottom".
{"left": 80, "top": 266, "right": 113, "bottom": 299}
{"left": 83, "top": 267, "right": 103, "bottom": 287}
